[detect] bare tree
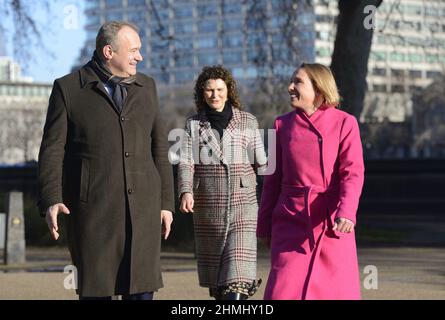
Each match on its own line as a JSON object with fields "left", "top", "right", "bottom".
{"left": 330, "top": 0, "right": 382, "bottom": 117}
{"left": 0, "top": 0, "right": 53, "bottom": 68}
{"left": 241, "top": 0, "right": 314, "bottom": 128}
{"left": 376, "top": 1, "right": 445, "bottom": 73}
{"left": 241, "top": 0, "right": 384, "bottom": 121}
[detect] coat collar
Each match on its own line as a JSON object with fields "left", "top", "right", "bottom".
{"left": 225, "top": 106, "right": 241, "bottom": 136}
{"left": 196, "top": 106, "right": 242, "bottom": 164}
{"left": 197, "top": 106, "right": 241, "bottom": 135}
{"left": 295, "top": 104, "right": 332, "bottom": 138}
{"left": 78, "top": 63, "right": 144, "bottom": 116}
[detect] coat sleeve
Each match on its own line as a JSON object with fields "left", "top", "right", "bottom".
{"left": 177, "top": 118, "right": 195, "bottom": 199}
{"left": 335, "top": 115, "right": 365, "bottom": 225}
{"left": 37, "top": 80, "right": 68, "bottom": 215}
{"left": 150, "top": 78, "right": 175, "bottom": 213}
{"left": 257, "top": 118, "right": 283, "bottom": 238}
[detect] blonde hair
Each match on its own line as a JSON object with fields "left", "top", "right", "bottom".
{"left": 301, "top": 63, "right": 340, "bottom": 107}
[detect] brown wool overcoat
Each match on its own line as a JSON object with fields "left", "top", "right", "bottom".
{"left": 38, "top": 64, "right": 174, "bottom": 297}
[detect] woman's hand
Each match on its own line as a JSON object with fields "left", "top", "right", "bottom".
{"left": 333, "top": 217, "right": 355, "bottom": 233}
{"left": 180, "top": 192, "right": 194, "bottom": 213}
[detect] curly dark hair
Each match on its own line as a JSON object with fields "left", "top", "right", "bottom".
{"left": 194, "top": 65, "right": 243, "bottom": 113}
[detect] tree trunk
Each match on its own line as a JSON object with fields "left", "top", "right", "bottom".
{"left": 330, "top": 0, "right": 382, "bottom": 118}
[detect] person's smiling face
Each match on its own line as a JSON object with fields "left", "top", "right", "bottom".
{"left": 203, "top": 78, "right": 228, "bottom": 112}
{"left": 288, "top": 67, "right": 317, "bottom": 110}
{"left": 107, "top": 26, "right": 143, "bottom": 77}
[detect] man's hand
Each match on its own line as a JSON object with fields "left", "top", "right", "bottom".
{"left": 179, "top": 193, "right": 194, "bottom": 213}
{"left": 45, "top": 203, "right": 70, "bottom": 240}
{"left": 333, "top": 217, "right": 355, "bottom": 233}
{"left": 161, "top": 210, "right": 173, "bottom": 240}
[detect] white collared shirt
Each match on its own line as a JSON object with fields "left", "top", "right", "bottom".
{"left": 103, "top": 82, "right": 114, "bottom": 97}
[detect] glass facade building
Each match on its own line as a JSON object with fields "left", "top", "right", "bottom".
{"left": 78, "top": 0, "right": 315, "bottom": 85}
{"left": 314, "top": 0, "right": 445, "bottom": 123}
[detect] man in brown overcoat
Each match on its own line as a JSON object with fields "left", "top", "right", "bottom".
{"left": 37, "top": 21, "right": 174, "bottom": 300}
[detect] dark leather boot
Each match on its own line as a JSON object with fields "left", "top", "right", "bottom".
{"left": 210, "top": 288, "right": 223, "bottom": 300}
{"left": 213, "top": 292, "right": 223, "bottom": 300}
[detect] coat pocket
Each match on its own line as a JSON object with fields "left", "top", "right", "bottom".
{"left": 193, "top": 178, "right": 200, "bottom": 190}
{"left": 80, "top": 159, "right": 90, "bottom": 203}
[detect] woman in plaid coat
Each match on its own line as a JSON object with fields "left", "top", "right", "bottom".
{"left": 178, "top": 66, "right": 267, "bottom": 300}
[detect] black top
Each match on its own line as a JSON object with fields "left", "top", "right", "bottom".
{"left": 204, "top": 102, "right": 233, "bottom": 140}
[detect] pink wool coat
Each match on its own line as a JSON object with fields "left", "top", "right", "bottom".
{"left": 257, "top": 105, "right": 364, "bottom": 300}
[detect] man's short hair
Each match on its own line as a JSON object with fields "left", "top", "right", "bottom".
{"left": 96, "top": 21, "right": 139, "bottom": 60}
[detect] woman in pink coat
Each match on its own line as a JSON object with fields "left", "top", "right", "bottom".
{"left": 257, "top": 63, "right": 364, "bottom": 300}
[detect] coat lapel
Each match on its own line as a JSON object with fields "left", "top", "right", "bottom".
{"left": 94, "top": 81, "right": 118, "bottom": 112}
{"left": 296, "top": 107, "right": 325, "bottom": 138}
{"left": 296, "top": 106, "right": 331, "bottom": 187}
{"left": 80, "top": 65, "right": 118, "bottom": 115}
{"left": 197, "top": 112, "right": 224, "bottom": 163}
{"left": 222, "top": 107, "right": 241, "bottom": 146}
{"left": 121, "top": 75, "right": 144, "bottom": 116}
{"left": 197, "top": 107, "right": 241, "bottom": 165}
{"left": 80, "top": 64, "right": 144, "bottom": 116}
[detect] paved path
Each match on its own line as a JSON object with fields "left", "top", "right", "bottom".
{"left": 0, "top": 247, "right": 444, "bottom": 300}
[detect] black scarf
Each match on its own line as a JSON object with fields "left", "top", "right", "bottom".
{"left": 204, "top": 102, "right": 233, "bottom": 140}
{"left": 87, "top": 50, "right": 136, "bottom": 113}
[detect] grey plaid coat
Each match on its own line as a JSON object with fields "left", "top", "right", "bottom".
{"left": 178, "top": 107, "right": 267, "bottom": 288}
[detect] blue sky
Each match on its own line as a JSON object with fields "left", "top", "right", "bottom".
{"left": 3, "top": 0, "right": 86, "bottom": 83}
